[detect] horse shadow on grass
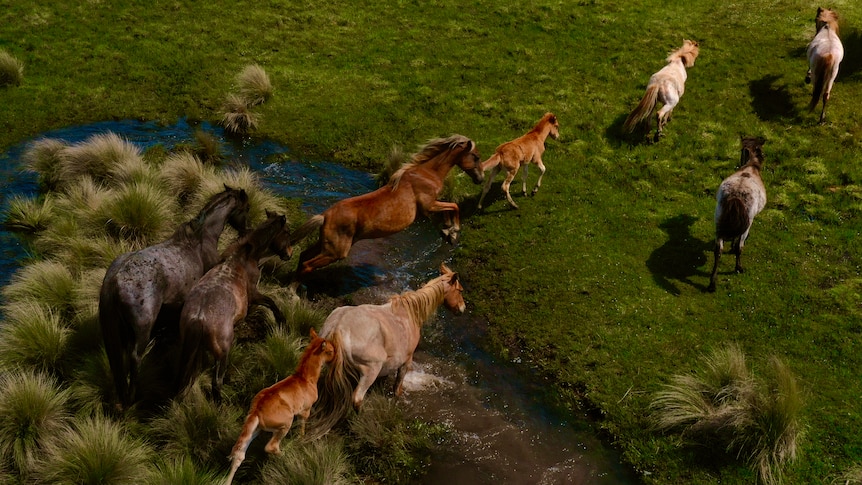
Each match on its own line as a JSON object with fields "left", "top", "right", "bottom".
{"left": 646, "top": 214, "right": 712, "bottom": 295}
{"left": 837, "top": 28, "right": 862, "bottom": 81}
{"left": 604, "top": 111, "right": 653, "bottom": 147}
{"left": 748, "top": 74, "right": 800, "bottom": 122}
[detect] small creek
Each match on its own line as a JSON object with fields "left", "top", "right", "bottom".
{"left": 0, "top": 120, "right": 639, "bottom": 484}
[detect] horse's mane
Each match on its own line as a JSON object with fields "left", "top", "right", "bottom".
{"left": 389, "top": 273, "right": 450, "bottom": 326}
{"left": 666, "top": 40, "right": 699, "bottom": 68}
{"left": 816, "top": 8, "right": 839, "bottom": 34}
{"left": 176, "top": 188, "right": 242, "bottom": 240}
{"left": 388, "top": 134, "right": 471, "bottom": 188}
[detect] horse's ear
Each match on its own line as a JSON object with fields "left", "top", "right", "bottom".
{"left": 310, "top": 328, "right": 318, "bottom": 339}
{"left": 440, "top": 262, "right": 452, "bottom": 275}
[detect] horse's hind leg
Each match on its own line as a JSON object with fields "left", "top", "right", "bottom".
{"left": 477, "top": 164, "right": 502, "bottom": 210}
{"left": 501, "top": 169, "right": 519, "bottom": 209}
{"left": 393, "top": 359, "right": 413, "bottom": 398}
{"left": 353, "top": 363, "right": 383, "bottom": 410}
{"left": 264, "top": 423, "right": 292, "bottom": 455}
{"left": 521, "top": 164, "right": 529, "bottom": 197}
{"left": 708, "top": 239, "right": 723, "bottom": 293}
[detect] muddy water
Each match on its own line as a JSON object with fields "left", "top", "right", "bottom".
{"left": 0, "top": 121, "right": 639, "bottom": 484}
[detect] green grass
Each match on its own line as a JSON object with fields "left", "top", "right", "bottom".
{"left": 1, "top": 0, "right": 861, "bottom": 483}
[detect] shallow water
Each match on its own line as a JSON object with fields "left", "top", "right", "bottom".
{"left": 0, "top": 120, "right": 639, "bottom": 484}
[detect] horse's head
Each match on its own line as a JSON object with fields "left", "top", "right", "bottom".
{"left": 455, "top": 138, "right": 484, "bottom": 185}
{"left": 739, "top": 136, "right": 766, "bottom": 168}
{"left": 440, "top": 263, "right": 466, "bottom": 315}
{"left": 258, "top": 210, "right": 292, "bottom": 260}
{"left": 224, "top": 184, "right": 251, "bottom": 236}
{"left": 816, "top": 8, "right": 839, "bottom": 33}
{"left": 678, "top": 39, "right": 700, "bottom": 68}
{"left": 309, "top": 328, "right": 337, "bottom": 364}
{"left": 544, "top": 113, "right": 560, "bottom": 140}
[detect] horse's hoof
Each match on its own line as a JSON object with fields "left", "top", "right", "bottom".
{"left": 805, "top": 74, "right": 811, "bottom": 84}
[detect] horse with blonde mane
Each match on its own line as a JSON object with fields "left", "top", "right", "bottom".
{"left": 477, "top": 112, "right": 559, "bottom": 210}
{"left": 308, "top": 264, "right": 465, "bottom": 436}
{"left": 708, "top": 137, "right": 767, "bottom": 293}
{"left": 223, "top": 329, "right": 335, "bottom": 485}
{"left": 806, "top": 7, "right": 844, "bottom": 124}
{"left": 287, "top": 136, "right": 483, "bottom": 286}
{"left": 623, "top": 40, "right": 700, "bottom": 142}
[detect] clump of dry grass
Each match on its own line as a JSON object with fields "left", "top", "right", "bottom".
{"left": 236, "top": 64, "right": 273, "bottom": 107}
{"left": 21, "top": 138, "right": 67, "bottom": 191}
{"left": 0, "top": 50, "right": 24, "bottom": 87}
{"left": 221, "top": 93, "right": 260, "bottom": 135}
{"left": 651, "top": 344, "right": 803, "bottom": 485}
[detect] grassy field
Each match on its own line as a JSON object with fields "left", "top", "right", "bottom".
{"left": 1, "top": 0, "right": 861, "bottom": 483}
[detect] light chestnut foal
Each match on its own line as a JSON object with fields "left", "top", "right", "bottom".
{"left": 806, "top": 7, "right": 844, "bottom": 124}
{"left": 478, "top": 112, "right": 559, "bottom": 210}
{"left": 224, "top": 328, "right": 336, "bottom": 485}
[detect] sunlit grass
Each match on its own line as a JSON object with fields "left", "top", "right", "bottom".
{"left": 0, "top": 49, "right": 23, "bottom": 87}
{"left": 57, "top": 133, "right": 143, "bottom": 188}
{"left": 0, "top": 370, "right": 70, "bottom": 477}
{"left": 236, "top": 64, "right": 273, "bottom": 107}
{"left": 32, "top": 415, "right": 153, "bottom": 485}
{"left": 146, "top": 456, "right": 224, "bottom": 485}
{"left": 4, "top": 194, "right": 55, "bottom": 233}
{"left": 21, "top": 138, "right": 67, "bottom": 191}
{"left": 94, "top": 181, "right": 177, "bottom": 247}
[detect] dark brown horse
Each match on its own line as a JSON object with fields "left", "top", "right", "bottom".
{"left": 99, "top": 185, "right": 250, "bottom": 409}
{"left": 287, "top": 135, "right": 483, "bottom": 285}
{"left": 176, "top": 211, "right": 291, "bottom": 403}
{"left": 224, "top": 328, "right": 336, "bottom": 485}
{"left": 708, "top": 137, "right": 767, "bottom": 292}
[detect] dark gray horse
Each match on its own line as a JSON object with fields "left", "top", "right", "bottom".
{"left": 99, "top": 185, "right": 250, "bottom": 409}
{"left": 175, "top": 210, "right": 290, "bottom": 403}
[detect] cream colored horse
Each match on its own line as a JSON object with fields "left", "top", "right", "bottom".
{"left": 806, "top": 7, "right": 844, "bottom": 124}
{"left": 623, "top": 40, "right": 700, "bottom": 141}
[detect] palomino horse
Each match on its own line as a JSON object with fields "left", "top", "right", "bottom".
{"left": 310, "top": 263, "right": 465, "bottom": 435}
{"left": 623, "top": 40, "right": 700, "bottom": 142}
{"left": 708, "top": 137, "right": 767, "bottom": 293}
{"left": 477, "top": 112, "right": 560, "bottom": 210}
{"left": 806, "top": 7, "right": 844, "bottom": 124}
{"left": 175, "top": 211, "right": 291, "bottom": 403}
{"left": 287, "top": 135, "right": 483, "bottom": 283}
{"left": 99, "top": 185, "right": 249, "bottom": 409}
{"left": 224, "top": 328, "right": 335, "bottom": 485}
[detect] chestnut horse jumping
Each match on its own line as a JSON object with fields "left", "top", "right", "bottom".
{"left": 99, "top": 185, "right": 249, "bottom": 409}
{"left": 287, "top": 135, "right": 483, "bottom": 284}
{"left": 477, "top": 112, "right": 560, "bottom": 210}
{"left": 623, "top": 40, "right": 700, "bottom": 142}
{"left": 223, "top": 329, "right": 336, "bottom": 485}
{"left": 309, "top": 264, "right": 465, "bottom": 436}
{"left": 175, "top": 211, "right": 291, "bottom": 403}
{"left": 708, "top": 137, "right": 767, "bottom": 292}
{"left": 806, "top": 7, "right": 844, "bottom": 124}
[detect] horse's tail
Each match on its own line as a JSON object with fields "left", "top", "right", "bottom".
{"left": 224, "top": 412, "right": 261, "bottom": 485}
{"left": 716, "top": 197, "right": 751, "bottom": 240}
{"left": 175, "top": 315, "right": 204, "bottom": 397}
{"left": 480, "top": 152, "right": 502, "bottom": 172}
{"left": 305, "top": 331, "right": 357, "bottom": 439}
{"left": 623, "top": 84, "right": 660, "bottom": 132}
{"left": 98, "top": 282, "right": 132, "bottom": 408}
{"left": 808, "top": 53, "right": 835, "bottom": 111}
{"left": 288, "top": 214, "right": 324, "bottom": 246}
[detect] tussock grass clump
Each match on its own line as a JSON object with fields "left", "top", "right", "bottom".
{"left": 221, "top": 93, "right": 260, "bottom": 135}
{"left": 66, "top": 351, "right": 113, "bottom": 418}
{"left": 2, "top": 260, "right": 77, "bottom": 319}
{"left": 346, "top": 393, "right": 447, "bottom": 483}
{"left": 258, "top": 436, "right": 354, "bottom": 485}
{"left": 0, "top": 302, "right": 70, "bottom": 374}
{"left": 146, "top": 456, "right": 224, "bottom": 485}
{"left": 21, "top": 138, "right": 67, "bottom": 191}
{"left": 147, "top": 386, "right": 241, "bottom": 469}
{"left": 57, "top": 133, "right": 143, "bottom": 188}
{"left": 230, "top": 325, "right": 305, "bottom": 400}
{"left": 192, "top": 129, "right": 224, "bottom": 164}
{"left": 32, "top": 415, "right": 153, "bottom": 485}
{"left": 158, "top": 151, "right": 213, "bottom": 205}
{"left": 236, "top": 64, "right": 273, "bottom": 107}
{"left": 651, "top": 345, "right": 802, "bottom": 485}
{"left": 95, "top": 181, "right": 177, "bottom": 247}
{"left": 837, "top": 464, "right": 862, "bottom": 484}
{"left": 0, "top": 49, "right": 23, "bottom": 87}
{"left": 0, "top": 371, "right": 70, "bottom": 477}
{"left": 4, "top": 194, "right": 55, "bottom": 233}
